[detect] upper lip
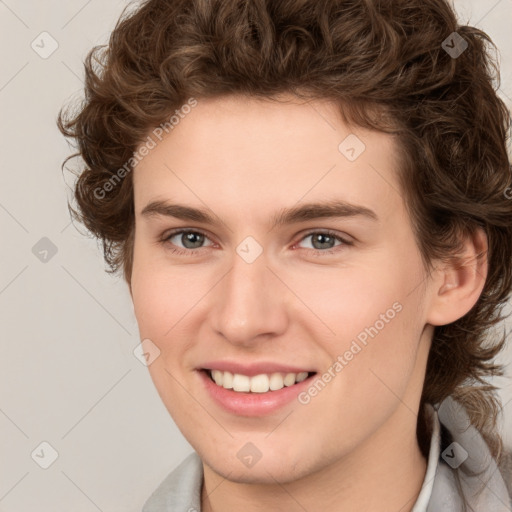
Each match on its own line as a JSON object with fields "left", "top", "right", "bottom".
{"left": 198, "top": 361, "right": 315, "bottom": 377}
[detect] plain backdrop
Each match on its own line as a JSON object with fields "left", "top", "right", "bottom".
{"left": 0, "top": 1, "right": 511, "bottom": 511}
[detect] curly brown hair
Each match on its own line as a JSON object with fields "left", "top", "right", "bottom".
{"left": 58, "top": 0, "right": 512, "bottom": 465}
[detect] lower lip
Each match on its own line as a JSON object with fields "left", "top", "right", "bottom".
{"left": 197, "top": 370, "right": 316, "bottom": 417}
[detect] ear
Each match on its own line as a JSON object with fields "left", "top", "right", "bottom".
{"left": 425, "top": 227, "right": 488, "bottom": 326}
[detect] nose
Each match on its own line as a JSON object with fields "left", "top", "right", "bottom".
{"left": 209, "top": 250, "right": 289, "bottom": 347}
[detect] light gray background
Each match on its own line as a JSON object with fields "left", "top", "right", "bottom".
{"left": 0, "top": 1, "right": 511, "bottom": 511}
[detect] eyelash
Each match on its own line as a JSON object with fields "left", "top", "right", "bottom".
{"left": 160, "top": 228, "right": 353, "bottom": 257}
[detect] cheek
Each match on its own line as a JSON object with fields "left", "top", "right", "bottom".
{"left": 291, "top": 266, "right": 426, "bottom": 443}
{"left": 293, "top": 251, "right": 427, "bottom": 396}
{"left": 131, "top": 263, "right": 203, "bottom": 341}
{"left": 131, "top": 241, "right": 185, "bottom": 339}
{"left": 291, "top": 254, "right": 423, "bottom": 346}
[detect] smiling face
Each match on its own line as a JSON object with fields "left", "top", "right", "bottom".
{"left": 130, "top": 94, "right": 437, "bottom": 485}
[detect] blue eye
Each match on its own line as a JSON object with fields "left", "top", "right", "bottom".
{"left": 163, "top": 230, "right": 214, "bottom": 255}
{"left": 297, "top": 231, "right": 349, "bottom": 252}
{"left": 161, "top": 229, "right": 352, "bottom": 256}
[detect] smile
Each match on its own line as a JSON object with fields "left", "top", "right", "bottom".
{"left": 198, "top": 367, "right": 318, "bottom": 416}
{"left": 207, "top": 369, "right": 313, "bottom": 393}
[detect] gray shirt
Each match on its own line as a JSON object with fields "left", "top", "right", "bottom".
{"left": 142, "top": 396, "right": 512, "bottom": 511}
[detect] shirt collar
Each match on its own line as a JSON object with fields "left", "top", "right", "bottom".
{"left": 411, "top": 402, "right": 440, "bottom": 511}
{"left": 142, "top": 396, "right": 512, "bottom": 512}
{"left": 413, "top": 396, "right": 511, "bottom": 511}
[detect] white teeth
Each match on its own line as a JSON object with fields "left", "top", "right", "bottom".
{"left": 212, "top": 370, "right": 223, "bottom": 386}
{"left": 232, "top": 373, "right": 251, "bottom": 392}
{"left": 283, "top": 373, "right": 296, "bottom": 386}
{"left": 269, "top": 372, "right": 285, "bottom": 390}
{"left": 250, "top": 374, "right": 269, "bottom": 393}
{"left": 208, "top": 370, "right": 311, "bottom": 393}
{"left": 222, "top": 371, "right": 234, "bottom": 389}
{"left": 296, "top": 371, "right": 308, "bottom": 383}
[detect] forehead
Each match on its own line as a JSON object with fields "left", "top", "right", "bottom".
{"left": 133, "top": 94, "right": 404, "bottom": 223}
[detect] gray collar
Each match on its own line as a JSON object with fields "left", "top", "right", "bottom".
{"left": 142, "top": 397, "right": 512, "bottom": 511}
{"left": 424, "top": 396, "right": 511, "bottom": 511}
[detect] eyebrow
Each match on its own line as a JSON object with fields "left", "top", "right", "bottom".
{"left": 140, "top": 199, "right": 378, "bottom": 230}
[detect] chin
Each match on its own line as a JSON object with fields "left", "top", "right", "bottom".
{"left": 200, "top": 445, "right": 316, "bottom": 485}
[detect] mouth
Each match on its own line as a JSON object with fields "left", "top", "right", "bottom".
{"left": 201, "top": 368, "right": 317, "bottom": 393}
{"left": 196, "top": 361, "right": 319, "bottom": 416}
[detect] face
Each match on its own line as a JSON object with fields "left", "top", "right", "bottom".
{"left": 130, "top": 94, "right": 436, "bottom": 484}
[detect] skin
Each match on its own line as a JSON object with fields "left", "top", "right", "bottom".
{"left": 129, "top": 94, "right": 487, "bottom": 512}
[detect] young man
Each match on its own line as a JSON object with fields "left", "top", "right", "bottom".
{"left": 58, "top": 0, "right": 512, "bottom": 510}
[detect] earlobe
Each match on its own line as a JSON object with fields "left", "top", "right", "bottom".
{"left": 426, "top": 227, "right": 488, "bottom": 326}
